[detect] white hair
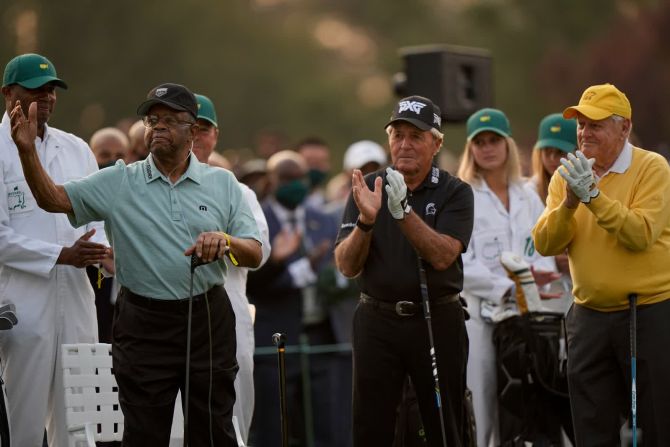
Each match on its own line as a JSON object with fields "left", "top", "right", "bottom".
{"left": 384, "top": 124, "right": 444, "bottom": 148}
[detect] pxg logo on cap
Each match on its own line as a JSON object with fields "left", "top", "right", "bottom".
{"left": 385, "top": 95, "right": 442, "bottom": 132}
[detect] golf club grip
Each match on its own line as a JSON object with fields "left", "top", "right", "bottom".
{"left": 273, "top": 332, "right": 286, "bottom": 349}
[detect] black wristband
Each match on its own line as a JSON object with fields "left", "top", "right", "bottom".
{"left": 356, "top": 217, "right": 374, "bottom": 232}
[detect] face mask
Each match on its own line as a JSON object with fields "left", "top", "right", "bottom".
{"left": 98, "top": 161, "right": 116, "bottom": 170}
{"left": 275, "top": 179, "right": 309, "bottom": 210}
{"left": 307, "top": 169, "right": 328, "bottom": 188}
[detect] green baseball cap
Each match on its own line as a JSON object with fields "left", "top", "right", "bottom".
{"left": 2, "top": 53, "right": 67, "bottom": 90}
{"left": 466, "top": 108, "right": 511, "bottom": 140}
{"left": 534, "top": 113, "right": 577, "bottom": 153}
{"left": 195, "top": 94, "right": 218, "bottom": 127}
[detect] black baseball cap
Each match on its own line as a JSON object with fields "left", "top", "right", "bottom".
{"left": 384, "top": 95, "right": 442, "bottom": 131}
{"left": 136, "top": 83, "right": 198, "bottom": 119}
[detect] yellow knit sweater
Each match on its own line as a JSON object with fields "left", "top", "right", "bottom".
{"left": 533, "top": 146, "right": 670, "bottom": 311}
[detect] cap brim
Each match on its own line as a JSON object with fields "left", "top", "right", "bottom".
{"left": 137, "top": 98, "right": 195, "bottom": 118}
{"left": 384, "top": 117, "right": 432, "bottom": 131}
{"left": 534, "top": 138, "right": 576, "bottom": 153}
{"left": 17, "top": 76, "right": 68, "bottom": 90}
{"left": 563, "top": 105, "right": 612, "bottom": 121}
{"left": 468, "top": 127, "right": 509, "bottom": 140}
{"left": 197, "top": 116, "right": 218, "bottom": 127}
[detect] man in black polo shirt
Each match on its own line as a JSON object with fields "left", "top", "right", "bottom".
{"left": 335, "top": 95, "right": 474, "bottom": 447}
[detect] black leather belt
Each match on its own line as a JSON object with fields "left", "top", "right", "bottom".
{"left": 360, "top": 292, "right": 460, "bottom": 317}
{"left": 121, "top": 285, "right": 224, "bottom": 310}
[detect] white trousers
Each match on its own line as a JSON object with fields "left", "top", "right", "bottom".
{"left": 0, "top": 267, "right": 97, "bottom": 447}
{"left": 464, "top": 293, "right": 499, "bottom": 447}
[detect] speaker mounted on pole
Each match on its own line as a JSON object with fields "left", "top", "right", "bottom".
{"left": 394, "top": 44, "right": 493, "bottom": 123}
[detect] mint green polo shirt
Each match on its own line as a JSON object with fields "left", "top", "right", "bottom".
{"left": 64, "top": 155, "right": 261, "bottom": 299}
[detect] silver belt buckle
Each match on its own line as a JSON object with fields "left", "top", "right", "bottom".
{"left": 395, "top": 300, "right": 415, "bottom": 317}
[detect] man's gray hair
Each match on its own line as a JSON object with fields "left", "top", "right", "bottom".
{"left": 385, "top": 125, "right": 444, "bottom": 148}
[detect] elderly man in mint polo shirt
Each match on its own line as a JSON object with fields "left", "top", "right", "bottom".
{"left": 8, "top": 82, "right": 262, "bottom": 447}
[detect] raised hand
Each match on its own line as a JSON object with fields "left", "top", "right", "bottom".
{"left": 57, "top": 229, "right": 111, "bottom": 268}
{"left": 352, "top": 169, "right": 382, "bottom": 225}
{"left": 9, "top": 100, "right": 37, "bottom": 154}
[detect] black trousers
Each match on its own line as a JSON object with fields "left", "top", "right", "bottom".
{"left": 352, "top": 299, "right": 468, "bottom": 447}
{"left": 566, "top": 300, "right": 670, "bottom": 447}
{"left": 112, "top": 286, "right": 238, "bottom": 446}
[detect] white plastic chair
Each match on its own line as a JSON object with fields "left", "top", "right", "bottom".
{"left": 62, "top": 343, "right": 245, "bottom": 447}
{"left": 61, "top": 343, "right": 123, "bottom": 446}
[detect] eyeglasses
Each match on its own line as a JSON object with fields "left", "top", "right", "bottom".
{"left": 143, "top": 115, "right": 195, "bottom": 129}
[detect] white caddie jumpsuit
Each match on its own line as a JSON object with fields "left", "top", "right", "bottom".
{"left": 0, "top": 113, "right": 108, "bottom": 447}
{"left": 461, "top": 179, "right": 556, "bottom": 447}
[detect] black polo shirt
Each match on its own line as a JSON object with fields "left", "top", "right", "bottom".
{"left": 336, "top": 165, "right": 474, "bottom": 303}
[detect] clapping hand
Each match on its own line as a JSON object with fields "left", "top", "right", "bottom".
{"left": 384, "top": 167, "right": 409, "bottom": 220}
{"left": 351, "top": 169, "right": 382, "bottom": 225}
{"left": 558, "top": 151, "right": 599, "bottom": 204}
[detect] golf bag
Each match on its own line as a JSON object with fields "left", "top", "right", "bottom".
{"left": 493, "top": 311, "right": 572, "bottom": 447}
{"left": 393, "top": 377, "right": 477, "bottom": 447}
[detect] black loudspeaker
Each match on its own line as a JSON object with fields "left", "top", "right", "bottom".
{"left": 395, "top": 44, "right": 493, "bottom": 123}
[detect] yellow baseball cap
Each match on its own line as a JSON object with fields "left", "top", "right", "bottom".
{"left": 563, "top": 83, "right": 631, "bottom": 120}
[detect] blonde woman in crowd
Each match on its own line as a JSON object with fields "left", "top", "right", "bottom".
{"left": 527, "top": 113, "right": 578, "bottom": 315}
{"left": 457, "top": 108, "right": 560, "bottom": 446}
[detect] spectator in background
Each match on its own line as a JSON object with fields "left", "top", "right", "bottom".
{"left": 209, "top": 152, "right": 232, "bottom": 170}
{"left": 87, "top": 126, "right": 131, "bottom": 342}
{"left": 0, "top": 53, "right": 112, "bottom": 447}
{"left": 527, "top": 113, "right": 578, "bottom": 315}
{"left": 125, "top": 118, "right": 148, "bottom": 163}
{"left": 89, "top": 127, "right": 129, "bottom": 169}
{"left": 248, "top": 150, "right": 342, "bottom": 447}
{"left": 237, "top": 158, "right": 270, "bottom": 201}
{"left": 297, "top": 137, "right": 331, "bottom": 209}
{"left": 343, "top": 140, "right": 388, "bottom": 177}
{"left": 457, "top": 107, "right": 560, "bottom": 446}
{"left": 189, "top": 93, "right": 271, "bottom": 443}
{"left": 529, "top": 114, "right": 577, "bottom": 204}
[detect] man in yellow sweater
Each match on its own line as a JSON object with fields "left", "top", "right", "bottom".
{"left": 532, "top": 83, "right": 670, "bottom": 446}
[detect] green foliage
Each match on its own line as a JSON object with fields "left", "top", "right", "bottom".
{"left": 1, "top": 0, "right": 668, "bottom": 169}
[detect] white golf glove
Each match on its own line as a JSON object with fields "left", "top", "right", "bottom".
{"left": 385, "top": 167, "right": 411, "bottom": 220}
{"left": 558, "top": 151, "right": 599, "bottom": 203}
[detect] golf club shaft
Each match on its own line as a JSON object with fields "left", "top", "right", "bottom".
{"left": 418, "top": 257, "right": 448, "bottom": 447}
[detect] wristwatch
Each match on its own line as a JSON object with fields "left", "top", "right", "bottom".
{"left": 356, "top": 217, "right": 374, "bottom": 232}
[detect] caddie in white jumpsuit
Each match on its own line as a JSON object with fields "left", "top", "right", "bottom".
{"left": 0, "top": 54, "right": 110, "bottom": 447}
{"left": 189, "top": 93, "right": 271, "bottom": 443}
{"left": 457, "top": 108, "right": 557, "bottom": 447}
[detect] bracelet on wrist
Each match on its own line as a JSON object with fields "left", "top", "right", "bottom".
{"left": 356, "top": 217, "right": 374, "bottom": 232}
{"left": 223, "top": 232, "right": 239, "bottom": 265}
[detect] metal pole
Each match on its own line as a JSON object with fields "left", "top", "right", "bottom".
{"left": 273, "top": 333, "right": 289, "bottom": 447}
{"left": 299, "top": 333, "right": 315, "bottom": 447}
